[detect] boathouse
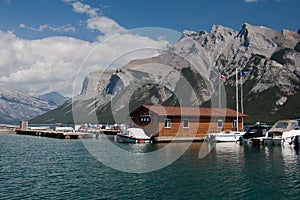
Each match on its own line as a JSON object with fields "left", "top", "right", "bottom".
{"left": 130, "top": 105, "right": 247, "bottom": 139}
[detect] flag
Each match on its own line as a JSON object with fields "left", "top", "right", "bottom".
{"left": 220, "top": 74, "right": 229, "bottom": 81}
{"left": 240, "top": 70, "right": 247, "bottom": 77}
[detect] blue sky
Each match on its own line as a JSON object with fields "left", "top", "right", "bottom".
{"left": 0, "top": 0, "right": 299, "bottom": 41}
{"left": 0, "top": 0, "right": 299, "bottom": 96}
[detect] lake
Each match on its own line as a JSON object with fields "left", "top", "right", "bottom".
{"left": 1, "top": 134, "right": 300, "bottom": 199}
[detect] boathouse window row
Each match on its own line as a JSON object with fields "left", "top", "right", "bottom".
{"left": 139, "top": 115, "right": 151, "bottom": 122}
{"left": 183, "top": 119, "right": 189, "bottom": 128}
{"left": 165, "top": 118, "right": 171, "bottom": 128}
{"left": 217, "top": 119, "right": 223, "bottom": 128}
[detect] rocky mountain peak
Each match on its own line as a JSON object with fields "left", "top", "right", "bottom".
{"left": 211, "top": 24, "right": 230, "bottom": 33}
{"left": 180, "top": 30, "right": 207, "bottom": 41}
{"left": 39, "top": 92, "right": 69, "bottom": 106}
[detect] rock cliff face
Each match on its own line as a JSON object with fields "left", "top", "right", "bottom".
{"left": 32, "top": 23, "right": 300, "bottom": 124}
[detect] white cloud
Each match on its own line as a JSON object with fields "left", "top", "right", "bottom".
{"left": 87, "top": 16, "right": 126, "bottom": 35}
{"left": 19, "top": 23, "right": 75, "bottom": 32}
{"left": 0, "top": 30, "right": 168, "bottom": 97}
{"left": 68, "top": 1, "right": 125, "bottom": 36}
{"left": 70, "top": 1, "right": 99, "bottom": 17}
{"left": 0, "top": 1, "right": 171, "bottom": 97}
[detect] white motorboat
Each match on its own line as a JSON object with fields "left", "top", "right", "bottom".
{"left": 206, "top": 131, "right": 245, "bottom": 142}
{"left": 262, "top": 120, "right": 300, "bottom": 146}
{"left": 55, "top": 126, "right": 75, "bottom": 132}
{"left": 117, "top": 128, "right": 152, "bottom": 143}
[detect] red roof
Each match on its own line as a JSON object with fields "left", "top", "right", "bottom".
{"left": 132, "top": 105, "right": 247, "bottom": 117}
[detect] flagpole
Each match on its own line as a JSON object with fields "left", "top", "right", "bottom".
{"left": 240, "top": 75, "right": 244, "bottom": 131}
{"left": 219, "top": 75, "right": 221, "bottom": 108}
{"left": 236, "top": 68, "right": 239, "bottom": 131}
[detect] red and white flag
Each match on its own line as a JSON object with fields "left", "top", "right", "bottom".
{"left": 220, "top": 74, "right": 229, "bottom": 81}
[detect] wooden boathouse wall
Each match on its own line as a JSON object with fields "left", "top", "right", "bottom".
{"left": 130, "top": 105, "right": 246, "bottom": 138}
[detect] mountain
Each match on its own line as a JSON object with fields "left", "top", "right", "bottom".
{"left": 39, "top": 92, "right": 69, "bottom": 106}
{"left": 31, "top": 23, "right": 300, "bottom": 125}
{"left": 0, "top": 86, "right": 55, "bottom": 125}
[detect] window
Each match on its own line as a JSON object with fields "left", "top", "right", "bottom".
{"left": 232, "top": 120, "right": 237, "bottom": 128}
{"left": 217, "top": 119, "right": 223, "bottom": 128}
{"left": 139, "top": 115, "right": 151, "bottom": 123}
{"left": 275, "top": 122, "right": 288, "bottom": 129}
{"left": 165, "top": 118, "right": 171, "bottom": 128}
{"left": 183, "top": 119, "right": 189, "bottom": 128}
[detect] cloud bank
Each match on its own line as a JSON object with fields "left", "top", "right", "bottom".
{"left": 0, "top": 1, "right": 169, "bottom": 97}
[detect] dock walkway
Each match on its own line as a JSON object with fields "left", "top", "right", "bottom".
{"left": 16, "top": 129, "right": 83, "bottom": 139}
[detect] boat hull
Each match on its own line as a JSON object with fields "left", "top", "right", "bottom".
{"left": 117, "top": 134, "right": 151, "bottom": 143}
{"left": 206, "top": 132, "right": 244, "bottom": 142}
{"left": 101, "top": 129, "right": 120, "bottom": 135}
{"left": 263, "top": 138, "right": 283, "bottom": 146}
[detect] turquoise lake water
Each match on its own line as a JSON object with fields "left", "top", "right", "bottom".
{"left": 1, "top": 134, "right": 300, "bottom": 199}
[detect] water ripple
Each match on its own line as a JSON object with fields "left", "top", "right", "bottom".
{"left": 1, "top": 135, "right": 300, "bottom": 199}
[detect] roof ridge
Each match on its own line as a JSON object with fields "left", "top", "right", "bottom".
{"left": 132, "top": 105, "right": 247, "bottom": 117}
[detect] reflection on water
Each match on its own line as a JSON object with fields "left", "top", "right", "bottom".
{"left": 214, "top": 142, "right": 243, "bottom": 154}
{"left": 1, "top": 134, "right": 300, "bottom": 199}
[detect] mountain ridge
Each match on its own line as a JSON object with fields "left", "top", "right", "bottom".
{"left": 31, "top": 23, "right": 300, "bottom": 125}
{"left": 39, "top": 92, "right": 69, "bottom": 106}
{"left": 0, "top": 86, "right": 56, "bottom": 124}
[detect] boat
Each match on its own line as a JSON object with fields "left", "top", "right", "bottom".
{"left": 238, "top": 122, "right": 270, "bottom": 144}
{"left": 55, "top": 126, "right": 75, "bottom": 132}
{"left": 252, "top": 120, "right": 300, "bottom": 146}
{"left": 100, "top": 124, "right": 124, "bottom": 135}
{"left": 28, "top": 126, "right": 50, "bottom": 130}
{"left": 101, "top": 129, "right": 120, "bottom": 135}
{"left": 207, "top": 69, "right": 246, "bottom": 142}
{"left": 206, "top": 131, "right": 245, "bottom": 142}
{"left": 117, "top": 128, "right": 153, "bottom": 143}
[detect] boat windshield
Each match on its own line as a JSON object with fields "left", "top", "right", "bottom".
{"left": 275, "top": 122, "right": 289, "bottom": 129}
{"left": 248, "top": 128, "right": 258, "bottom": 134}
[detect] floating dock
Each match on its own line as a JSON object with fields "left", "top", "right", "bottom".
{"left": 15, "top": 129, "right": 84, "bottom": 139}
